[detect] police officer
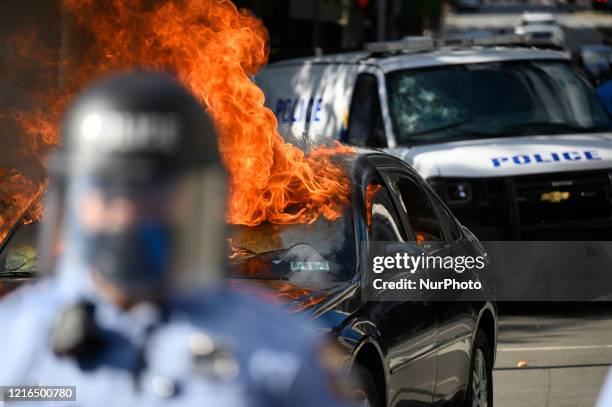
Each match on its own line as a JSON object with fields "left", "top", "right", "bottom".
{"left": 598, "top": 366, "right": 612, "bottom": 407}
{"left": 0, "top": 72, "right": 352, "bottom": 407}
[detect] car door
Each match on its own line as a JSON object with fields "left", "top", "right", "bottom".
{"left": 385, "top": 169, "right": 478, "bottom": 406}
{"left": 365, "top": 169, "right": 438, "bottom": 407}
{"left": 424, "top": 187, "right": 479, "bottom": 406}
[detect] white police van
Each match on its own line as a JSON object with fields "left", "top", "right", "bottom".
{"left": 256, "top": 36, "right": 612, "bottom": 240}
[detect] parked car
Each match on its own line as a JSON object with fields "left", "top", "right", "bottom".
{"left": 0, "top": 150, "right": 498, "bottom": 407}
{"left": 579, "top": 44, "right": 612, "bottom": 86}
{"left": 257, "top": 35, "right": 612, "bottom": 241}
{"left": 514, "top": 13, "right": 565, "bottom": 49}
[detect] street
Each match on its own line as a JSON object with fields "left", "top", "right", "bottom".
{"left": 445, "top": 1, "right": 612, "bottom": 51}
{"left": 495, "top": 305, "right": 612, "bottom": 406}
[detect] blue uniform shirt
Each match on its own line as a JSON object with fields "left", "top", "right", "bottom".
{"left": 0, "top": 276, "right": 352, "bottom": 407}
{"left": 598, "top": 370, "right": 612, "bottom": 407}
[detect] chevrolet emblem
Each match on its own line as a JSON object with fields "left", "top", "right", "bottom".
{"left": 540, "top": 191, "right": 570, "bottom": 203}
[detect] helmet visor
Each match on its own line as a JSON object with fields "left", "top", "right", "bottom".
{"left": 42, "top": 166, "right": 227, "bottom": 301}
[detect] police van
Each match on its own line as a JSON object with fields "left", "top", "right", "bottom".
{"left": 256, "top": 36, "right": 612, "bottom": 240}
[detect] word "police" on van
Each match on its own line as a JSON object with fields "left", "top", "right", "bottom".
{"left": 491, "top": 150, "right": 602, "bottom": 167}
{"left": 275, "top": 98, "right": 323, "bottom": 125}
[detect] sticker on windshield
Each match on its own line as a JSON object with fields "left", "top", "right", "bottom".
{"left": 290, "top": 261, "right": 330, "bottom": 272}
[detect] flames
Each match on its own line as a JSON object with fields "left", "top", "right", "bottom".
{"left": 365, "top": 183, "right": 382, "bottom": 228}
{"left": 0, "top": 0, "right": 353, "bottom": 241}
{"left": 0, "top": 28, "right": 60, "bottom": 242}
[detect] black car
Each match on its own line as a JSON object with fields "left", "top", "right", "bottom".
{"left": 227, "top": 150, "right": 497, "bottom": 407}
{"left": 0, "top": 150, "right": 497, "bottom": 407}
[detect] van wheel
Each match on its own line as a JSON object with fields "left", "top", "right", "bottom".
{"left": 464, "top": 329, "right": 493, "bottom": 407}
{"left": 352, "top": 365, "right": 382, "bottom": 407}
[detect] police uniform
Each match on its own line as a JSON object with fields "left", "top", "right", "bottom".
{"left": 598, "top": 370, "right": 612, "bottom": 407}
{"left": 0, "top": 275, "right": 349, "bottom": 407}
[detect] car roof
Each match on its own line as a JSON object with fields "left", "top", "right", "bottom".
{"left": 268, "top": 47, "right": 570, "bottom": 74}
{"left": 343, "top": 148, "right": 419, "bottom": 178}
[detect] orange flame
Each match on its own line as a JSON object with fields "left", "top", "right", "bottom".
{"left": 1, "top": 0, "right": 353, "bottom": 241}
{"left": 365, "top": 183, "right": 382, "bottom": 228}
{"left": 0, "top": 28, "right": 58, "bottom": 241}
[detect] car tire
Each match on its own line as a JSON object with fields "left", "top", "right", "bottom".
{"left": 464, "top": 329, "right": 493, "bottom": 407}
{"left": 352, "top": 365, "right": 382, "bottom": 407}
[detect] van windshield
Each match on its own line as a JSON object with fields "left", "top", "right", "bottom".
{"left": 386, "top": 60, "right": 610, "bottom": 146}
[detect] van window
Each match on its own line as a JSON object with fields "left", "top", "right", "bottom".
{"left": 346, "top": 74, "right": 387, "bottom": 148}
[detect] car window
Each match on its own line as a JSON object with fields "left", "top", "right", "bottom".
{"left": 428, "top": 191, "right": 462, "bottom": 241}
{"left": 365, "top": 177, "right": 406, "bottom": 242}
{"left": 0, "top": 221, "right": 39, "bottom": 274}
{"left": 386, "top": 174, "right": 443, "bottom": 242}
{"left": 346, "top": 73, "right": 387, "bottom": 148}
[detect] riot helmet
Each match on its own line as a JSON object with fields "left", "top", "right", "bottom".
{"left": 41, "top": 71, "right": 227, "bottom": 304}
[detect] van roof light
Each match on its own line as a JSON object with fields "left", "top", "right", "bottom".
{"left": 364, "top": 37, "right": 435, "bottom": 54}
{"left": 440, "top": 33, "right": 526, "bottom": 47}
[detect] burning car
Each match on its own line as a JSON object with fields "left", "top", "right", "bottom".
{"left": 0, "top": 149, "right": 497, "bottom": 407}
{"left": 225, "top": 150, "right": 497, "bottom": 406}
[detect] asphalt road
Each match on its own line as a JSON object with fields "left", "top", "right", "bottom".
{"left": 494, "top": 304, "right": 612, "bottom": 407}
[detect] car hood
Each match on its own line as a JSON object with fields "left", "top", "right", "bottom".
{"left": 227, "top": 278, "right": 349, "bottom": 313}
{"left": 387, "top": 133, "right": 612, "bottom": 178}
{"left": 0, "top": 276, "right": 30, "bottom": 298}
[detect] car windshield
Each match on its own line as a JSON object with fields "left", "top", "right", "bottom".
{"left": 387, "top": 60, "right": 611, "bottom": 145}
{"left": 226, "top": 209, "right": 356, "bottom": 289}
{"left": 0, "top": 220, "right": 39, "bottom": 276}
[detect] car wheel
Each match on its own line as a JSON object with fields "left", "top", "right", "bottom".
{"left": 464, "top": 329, "right": 493, "bottom": 407}
{"left": 352, "top": 365, "right": 382, "bottom": 407}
